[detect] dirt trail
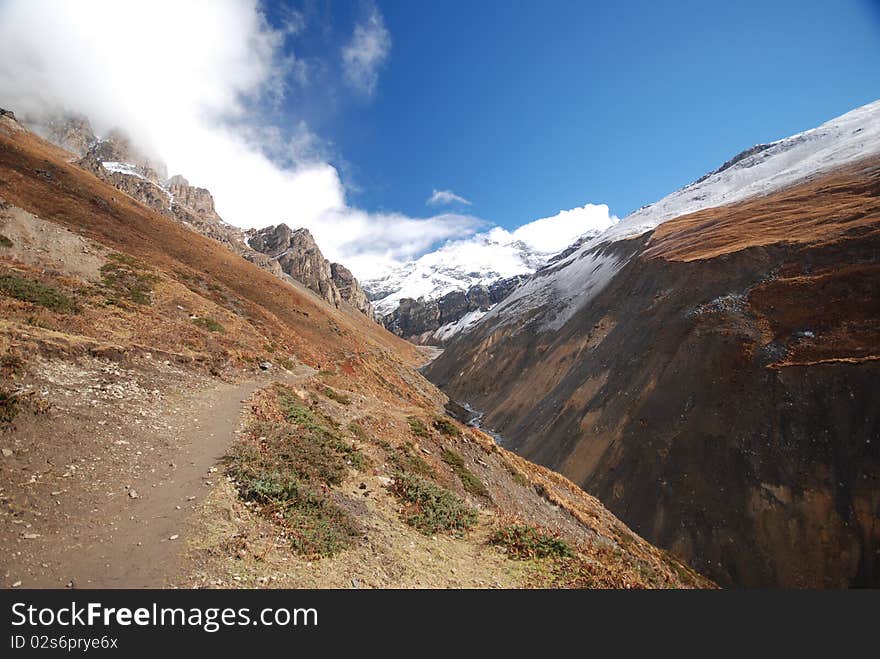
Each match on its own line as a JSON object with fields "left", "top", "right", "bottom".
{"left": 4, "top": 364, "right": 313, "bottom": 589}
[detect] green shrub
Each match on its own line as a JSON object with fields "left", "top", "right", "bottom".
{"left": 348, "top": 422, "right": 369, "bottom": 442}
{"left": 0, "top": 234, "right": 12, "bottom": 248}
{"left": 501, "top": 457, "right": 529, "bottom": 487}
{"left": 192, "top": 316, "right": 225, "bottom": 333}
{"left": 100, "top": 253, "right": 159, "bottom": 305}
{"left": 407, "top": 417, "right": 429, "bottom": 438}
{"left": 490, "top": 524, "right": 574, "bottom": 560}
{"left": 389, "top": 473, "right": 477, "bottom": 536}
{"left": 0, "top": 389, "right": 20, "bottom": 425}
{"left": 321, "top": 386, "right": 351, "bottom": 405}
{"left": 228, "top": 443, "right": 358, "bottom": 557}
{"left": 442, "top": 448, "right": 490, "bottom": 498}
{"left": 433, "top": 415, "right": 460, "bottom": 437}
{"left": 389, "top": 442, "right": 434, "bottom": 477}
{"left": 226, "top": 386, "right": 370, "bottom": 557}
{"left": 275, "top": 386, "right": 366, "bottom": 470}
{"left": 0, "top": 274, "right": 76, "bottom": 312}
{"left": 0, "top": 352, "right": 25, "bottom": 378}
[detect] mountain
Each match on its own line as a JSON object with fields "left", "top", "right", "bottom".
{"left": 363, "top": 210, "right": 613, "bottom": 343}
{"left": 0, "top": 108, "right": 706, "bottom": 589}
{"left": 248, "top": 224, "right": 342, "bottom": 308}
{"left": 27, "top": 112, "right": 378, "bottom": 320}
{"left": 381, "top": 275, "right": 529, "bottom": 345}
{"left": 425, "top": 100, "right": 880, "bottom": 587}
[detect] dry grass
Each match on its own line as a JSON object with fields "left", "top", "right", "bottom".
{"left": 646, "top": 157, "right": 880, "bottom": 262}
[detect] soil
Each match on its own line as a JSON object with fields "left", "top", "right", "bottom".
{"left": 0, "top": 356, "right": 313, "bottom": 588}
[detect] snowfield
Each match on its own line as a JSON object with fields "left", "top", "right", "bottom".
{"left": 363, "top": 204, "right": 615, "bottom": 316}
{"left": 101, "top": 161, "right": 145, "bottom": 179}
{"left": 607, "top": 99, "right": 880, "bottom": 242}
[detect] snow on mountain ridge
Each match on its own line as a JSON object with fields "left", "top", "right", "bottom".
{"left": 484, "top": 99, "right": 880, "bottom": 334}
{"left": 606, "top": 98, "right": 880, "bottom": 243}
{"left": 363, "top": 203, "right": 616, "bottom": 315}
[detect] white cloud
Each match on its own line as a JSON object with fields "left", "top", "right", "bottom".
{"left": 364, "top": 203, "right": 618, "bottom": 312}
{"left": 341, "top": 9, "right": 391, "bottom": 96}
{"left": 426, "top": 189, "right": 472, "bottom": 207}
{"left": 0, "top": 0, "right": 469, "bottom": 279}
{"left": 507, "top": 203, "right": 616, "bottom": 253}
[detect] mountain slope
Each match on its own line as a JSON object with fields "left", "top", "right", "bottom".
{"left": 0, "top": 110, "right": 706, "bottom": 589}
{"left": 28, "top": 112, "right": 379, "bottom": 320}
{"left": 426, "top": 103, "right": 880, "bottom": 587}
{"left": 362, "top": 206, "right": 614, "bottom": 343}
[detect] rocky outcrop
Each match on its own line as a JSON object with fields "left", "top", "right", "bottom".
{"left": 78, "top": 129, "right": 167, "bottom": 183}
{"left": 488, "top": 274, "right": 529, "bottom": 303}
{"left": 330, "top": 262, "right": 377, "bottom": 321}
{"left": 249, "top": 225, "right": 341, "bottom": 308}
{"left": 166, "top": 175, "right": 222, "bottom": 223}
{"left": 383, "top": 275, "right": 527, "bottom": 345}
{"left": 29, "top": 114, "right": 375, "bottom": 319}
{"left": 385, "top": 297, "right": 440, "bottom": 339}
{"left": 33, "top": 113, "right": 96, "bottom": 157}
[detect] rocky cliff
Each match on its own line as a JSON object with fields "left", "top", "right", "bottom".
{"left": 33, "top": 112, "right": 96, "bottom": 157}
{"left": 248, "top": 224, "right": 341, "bottom": 308}
{"left": 383, "top": 275, "right": 528, "bottom": 345}
{"left": 166, "top": 175, "right": 222, "bottom": 223}
{"left": 28, "top": 115, "right": 388, "bottom": 315}
{"left": 330, "top": 262, "right": 377, "bottom": 321}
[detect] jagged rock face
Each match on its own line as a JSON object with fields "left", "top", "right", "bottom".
{"left": 330, "top": 262, "right": 377, "bottom": 321}
{"left": 240, "top": 250, "right": 284, "bottom": 278}
{"left": 385, "top": 297, "right": 440, "bottom": 338}
{"left": 466, "top": 284, "right": 492, "bottom": 311}
{"left": 438, "top": 290, "right": 468, "bottom": 326}
{"left": 29, "top": 112, "right": 375, "bottom": 319}
{"left": 249, "top": 225, "right": 341, "bottom": 307}
{"left": 35, "top": 113, "right": 96, "bottom": 157}
{"left": 79, "top": 130, "right": 167, "bottom": 183}
{"left": 382, "top": 275, "right": 527, "bottom": 345}
{"left": 166, "top": 175, "right": 221, "bottom": 223}
{"left": 488, "top": 275, "right": 529, "bottom": 303}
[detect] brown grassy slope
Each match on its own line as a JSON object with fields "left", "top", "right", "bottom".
{"left": 0, "top": 117, "right": 422, "bottom": 370}
{"left": 645, "top": 157, "right": 880, "bottom": 261}
{"left": 646, "top": 158, "right": 880, "bottom": 368}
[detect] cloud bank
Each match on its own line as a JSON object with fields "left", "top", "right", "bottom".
{"left": 427, "top": 189, "right": 472, "bottom": 207}
{"left": 0, "top": 0, "right": 472, "bottom": 278}
{"left": 0, "top": 0, "right": 614, "bottom": 284}
{"left": 341, "top": 9, "right": 391, "bottom": 96}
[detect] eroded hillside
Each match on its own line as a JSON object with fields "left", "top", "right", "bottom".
{"left": 0, "top": 113, "right": 706, "bottom": 589}
{"left": 427, "top": 158, "right": 880, "bottom": 587}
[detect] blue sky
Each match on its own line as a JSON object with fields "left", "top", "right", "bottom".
{"left": 264, "top": 0, "right": 880, "bottom": 227}
{"left": 2, "top": 0, "right": 878, "bottom": 278}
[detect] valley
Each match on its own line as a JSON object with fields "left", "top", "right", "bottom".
{"left": 425, "top": 104, "right": 880, "bottom": 587}
{"left": 0, "top": 110, "right": 705, "bottom": 589}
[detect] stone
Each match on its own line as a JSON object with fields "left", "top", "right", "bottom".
{"left": 331, "top": 262, "right": 378, "bottom": 321}
{"left": 248, "top": 225, "right": 342, "bottom": 307}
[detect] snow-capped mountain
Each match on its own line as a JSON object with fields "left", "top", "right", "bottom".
{"left": 362, "top": 203, "right": 616, "bottom": 316}
{"left": 425, "top": 99, "right": 880, "bottom": 587}
{"left": 484, "top": 99, "right": 880, "bottom": 334}
{"left": 609, "top": 99, "right": 880, "bottom": 242}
